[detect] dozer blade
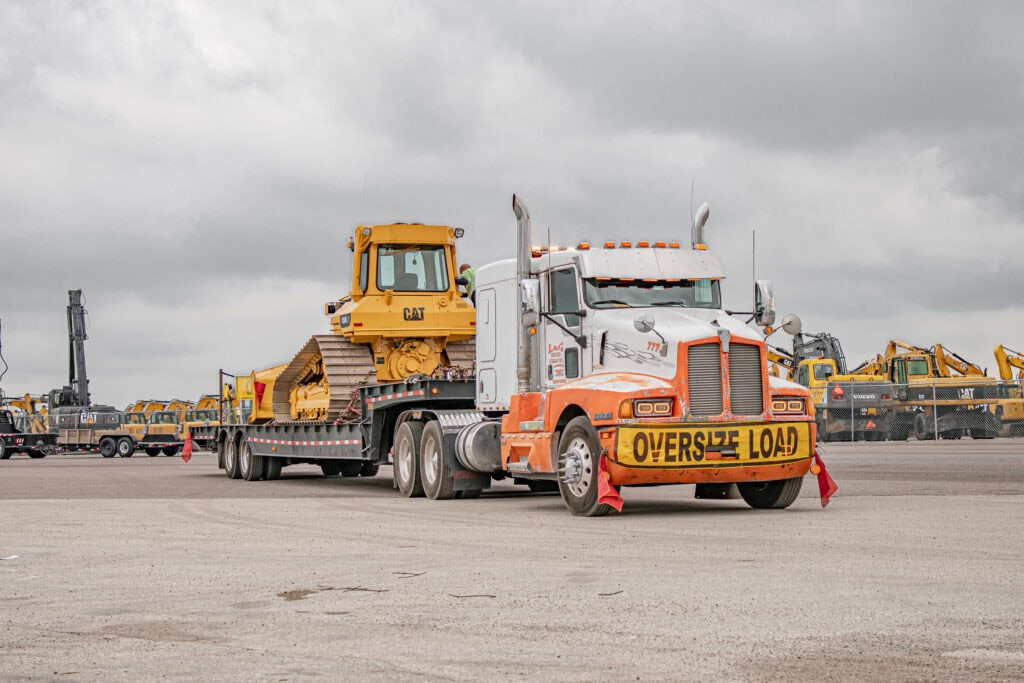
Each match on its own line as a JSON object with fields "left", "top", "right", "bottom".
{"left": 273, "top": 335, "right": 376, "bottom": 423}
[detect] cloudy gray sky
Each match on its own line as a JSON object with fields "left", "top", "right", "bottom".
{"left": 1, "top": 1, "right": 1022, "bottom": 408}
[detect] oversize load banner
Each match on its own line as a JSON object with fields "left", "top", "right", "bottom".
{"left": 615, "top": 422, "right": 812, "bottom": 468}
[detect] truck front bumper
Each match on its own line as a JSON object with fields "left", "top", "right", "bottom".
{"left": 602, "top": 420, "right": 814, "bottom": 486}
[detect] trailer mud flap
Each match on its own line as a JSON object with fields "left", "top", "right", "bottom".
{"left": 615, "top": 422, "right": 812, "bottom": 468}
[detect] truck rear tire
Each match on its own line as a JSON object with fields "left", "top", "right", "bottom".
{"left": 556, "top": 417, "right": 612, "bottom": 517}
{"left": 320, "top": 461, "right": 343, "bottom": 476}
{"left": 145, "top": 447, "right": 160, "bottom": 456}
{"left": 359, "top": 462, "right": 380, "bottom": 477}
{"left": 223, "top": 437, "right": 241, "bottom": 479}
{"left": 394, "top": 421, "right": 424, "bottom": 498}
{"left": 239, "top": 441, "right": 263, "bottom": 481}
{"left": 99, "top": 438, "right": 117, "bottom": 458}
{"left": 162, "top": 446, "right": 180, "bottom": 456}
{"left": 116, "top": 438, "right": 134, "bottom": 457}
{"left": 420, "top": 420, "right": 455, "bottom": 500}
{"left": 738, "top": 477, "right": 803, "bottom": 509}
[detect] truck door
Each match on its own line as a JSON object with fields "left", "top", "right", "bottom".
{"left": 541, "top": 267, "right": 587, "bottom": 389}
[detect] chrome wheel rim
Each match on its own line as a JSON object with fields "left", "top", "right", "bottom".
{"left": 396, "top": 436, "right": 411, "bottom": 487}
{"left": 561, "top": 437, "right": 593, "bottom": 498}
{"left": 422, "top": 436, "right": 439, "bottom": 487}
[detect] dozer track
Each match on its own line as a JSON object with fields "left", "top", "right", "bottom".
{"left": 272, "top": 335, "right": 377, "bottom": 423}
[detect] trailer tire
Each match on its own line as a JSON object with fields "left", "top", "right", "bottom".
{"left": 359, "top": 462, "right": 380, "bottom": 477}
{"left": 738, "top": 476, "right": 803, "bottom": 510}
{"left": 99, "top": 438, "right": 116, "bottom": 458}
{"left": 556, "top": 416, "right": 612, "bottom": 517}
{"left": 394, "top": 421, "right": 424, "bottom": 498}
{"left": 456, "top": 489, "right": 481, "bottom": 499}
{"left": 223, "top": 437, "right": 241, "bottom": 479}
{"left": 969, "top": 428, "right": 997, "bottom": 440}
{"left": 264, "top": 456, "right": 282, "bottom": 480}
{"left": 28, "top": 450, "right": 46, "bottom": 458}
{"left": 116, "top": 438, "right": 134, "bottom": 457}
{"left": 145, "top": 447, "right": 160, "bottom": 456}
{"left": 162, "top": 446, "right": 180, "bottom": 456}
{"left": 239, "top": 440, "right": 263, "bottom": 481}
{"left": 320, "top": 461, "right": 343, "bottom": 476}
{"left": 339, "top": 461, "right": 363, "bottom": 477}
{"left": 0, "top": 441, "right": 8, "bottom": 459}
{"left": 420, "top": 420, "right": 455, "bottom": 500}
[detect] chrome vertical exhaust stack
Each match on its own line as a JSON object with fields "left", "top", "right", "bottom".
{"left": 691, "top": 202, "right": 710, "bottom": 249}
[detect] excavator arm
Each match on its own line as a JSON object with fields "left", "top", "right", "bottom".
{"left": 994, "top": 345, "right": 1024, "bottom": 380}
{"left": 933, "top": 344, "right": 986, "bottom": 377}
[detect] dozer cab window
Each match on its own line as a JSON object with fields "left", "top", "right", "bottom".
{"left": 377, "top": 245, "right": 449, "bottom": 293}
{"left": 905, "top": 358, "right": 931, "bottom": 379}
{"left": 813, "top": 364, "right": 834, "bottom": 381}
{"left": 583, "top": 278, "right": 721, "bottom": 309}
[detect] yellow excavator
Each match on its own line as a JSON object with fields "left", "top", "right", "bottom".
{"left": 272, "top": 223, "right": 476, "bottom": 422}
{"left": 994, "top": 345, "right": 1024, "bottom": 435}
{"left": 6, "top": 393, "right": 49, "bottom": 434}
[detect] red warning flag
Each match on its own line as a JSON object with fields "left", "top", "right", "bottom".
{"left": 181, "top": 433, "right": 193, "bottom": 463}
{"left": 254, "top": 381, "right": 267, "bottom": 408}
{"left": 813, "top": 452, "right": 838, "bottom": 508}
{"left": 597, "top": 455, "right": 624, "bottom": 512}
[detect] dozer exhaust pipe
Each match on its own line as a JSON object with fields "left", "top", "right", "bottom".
{"left": 513, "top": 194, "right": 532, "bottom": 394}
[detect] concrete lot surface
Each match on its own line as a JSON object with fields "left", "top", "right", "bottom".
{"left": 1, "top": 441, "right": 1023, "bottom": 681}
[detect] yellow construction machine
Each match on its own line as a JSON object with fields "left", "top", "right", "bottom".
{"left": 851, "top": 340, "right": 1002, "bottom": 440}
{"left": 994, "top": 345, "right": 1024, "bottom": 435}
{"left": 273, "top": 223, "right": 476, "bottom": 422}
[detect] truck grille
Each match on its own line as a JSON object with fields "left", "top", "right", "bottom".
{"left": 728, "top": 344, "right": 764, "bottom": 415}
{"left": 688, "top": 344, "right": 723, "bottom": 415}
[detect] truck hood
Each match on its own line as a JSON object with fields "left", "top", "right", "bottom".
{"left": 592, "top": 307, "right": 764, "bottom": 381}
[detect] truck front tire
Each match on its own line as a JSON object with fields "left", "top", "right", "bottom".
{"left": 556, "top": 417, "right": 612, "bottom": 517}
{"left": 737, "top": 477, "right": 803, "bottom": 510}
{"left": 394, "top": 421, "right": 424, "bottom": 498}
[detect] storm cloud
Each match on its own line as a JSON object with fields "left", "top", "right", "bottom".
{"left": 1, "top": 1, "right": 1022, "bottom": 406}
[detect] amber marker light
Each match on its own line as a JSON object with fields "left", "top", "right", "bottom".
{"left": 810, "top": 462, "right": 821, "bottom": 475}
{"left": 669, "top": 241, "right": 680, "bottom": 248}
{"left": 577, "top": 242, "right": 591, "bottom": 250}
{"left": 694, "top": 244, "right": 707, "bottom": 251}
{"left": 620, "top": 241, "right": 632, "bottom": 248}
{"left": 618, "top": 401, "right": 633, "bottom": 419}
{"left": 528, "top": 326, "right": 537, "bottom": 335}
{"left": 637, "top": 241, "right": 650, "bottom": 247}
{"left": 604, "top": 241, "right": 616, "bottom": 248}
{"left": 655, "top": 241, "right": 667, "bottom": 248}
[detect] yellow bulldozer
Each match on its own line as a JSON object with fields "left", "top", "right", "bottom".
{"left": 271, "top": 223, "right": 476, "bottom": 423}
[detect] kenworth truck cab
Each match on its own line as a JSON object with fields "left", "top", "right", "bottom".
{"left": 469, "top": 197, "right": 820, "bottom": 515}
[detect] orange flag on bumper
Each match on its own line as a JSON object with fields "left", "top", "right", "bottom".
{"left": 597, "top": 456, "right": 624, "bottom": 512}
{"left": 813, "top": 452, "right": 838, "bottom": 508}
{"left": 181, "top": 434, "right": 193, "bottom": 463}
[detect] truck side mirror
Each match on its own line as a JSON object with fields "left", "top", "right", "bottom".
{"left": 754, "top": 280, "right": 776, "bottom": 328}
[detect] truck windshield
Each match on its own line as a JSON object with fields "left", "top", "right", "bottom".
{"left": 377, "top": 245, "right": 449, "bottom": 292}
{"left": 583, "top": 278, "right": 721, "bottom": 309}
{"left": 125, "top": 414, "right": 145, "bottom": 424}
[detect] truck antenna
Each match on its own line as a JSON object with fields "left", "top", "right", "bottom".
{"left": 689, "top": 180, "right": 694, "bottom": 227}
{"left": 751, "top": 229, "right": 757, "bottom": 312}
{"left": 0, "top": 317, "right": 8, "bottom": 387}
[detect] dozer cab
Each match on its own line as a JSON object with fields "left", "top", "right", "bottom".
{"left": 275, "top": 223, "right": 476, "bottom": 422}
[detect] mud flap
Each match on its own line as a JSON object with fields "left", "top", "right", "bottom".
{"left": 597, "top": 455, "right": 624, "bottom": 512}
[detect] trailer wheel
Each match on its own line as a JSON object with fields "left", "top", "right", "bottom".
{"left": 420, "top": 420, "right": 455, "bottom": 500}
{"left": 162, "top": 446, "right": 180, "bottom": 456}
{"left": 116, "top": 438, "right": 134, "bottom": 457}
{"left": 264, "top": 456, "right": 282, "bottom": 480}
{"left": 27, "top": 449, "right": 46, "bottom": 458}
{"left": 223, "top": 437, "right": 241, "bottom": 479}
{"left": 359, "top": 462, "right": 380, "bottom": 477}
{"left": 239, "top": 440, "right": 263, "bottom": 481}
{"left": 0, "top": 441, "right": 8, "bottom": 459}
{"left": 144, "top": 447, "right": 159, "bottom": 456}
{"left": 320, "top": 461, "right": 343, "bottom": 476}
{"left": 394, "top": 421, "right": 424, "bottom": 498}
{"left": 98, "top": 438, "right": 116, "bottom": 458}
{"left": 556, "top": 416, "right": 612, "bottom": 517}
{"left": 738, "top": 477, "right": 803, "bottom": 510}
{"left": 969, "top": 428, "right": 997, "bottom": 440}
{"left": 339, "top": 461, "right": 363, "bottom": 477}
